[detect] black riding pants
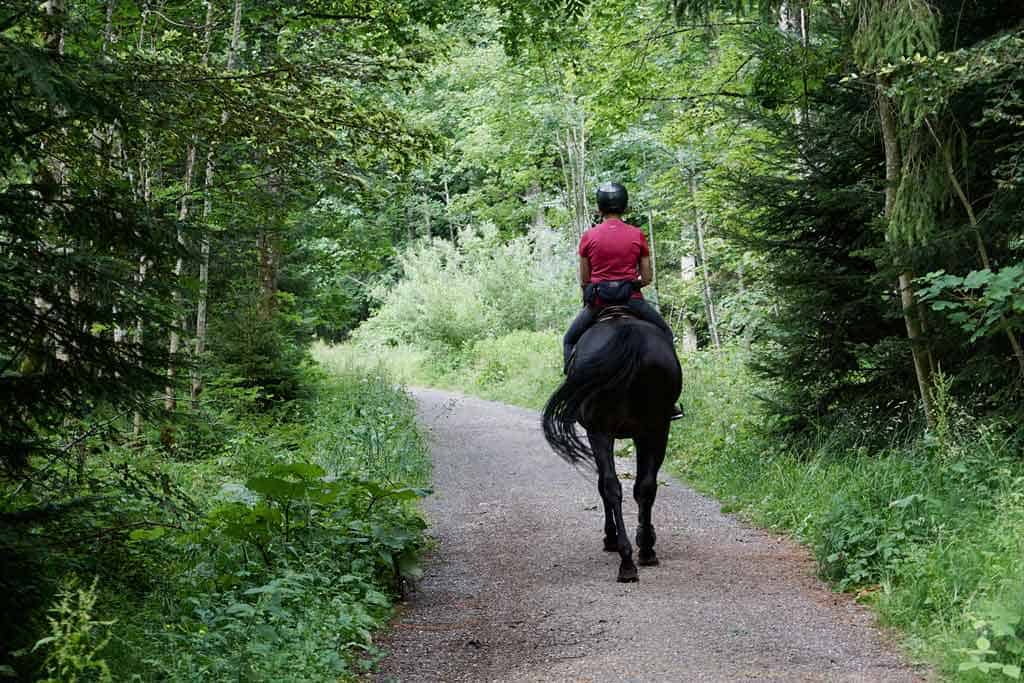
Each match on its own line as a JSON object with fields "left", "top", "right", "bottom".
{"left": 563, "top": 299, "right": 674, "bottom": 350}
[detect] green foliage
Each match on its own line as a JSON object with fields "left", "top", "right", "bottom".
{"left": 355, "top": 223, "right": 578, "bottom": 353}
{"left": 441, "top": 330, "right": 564, "bottom": 408}
{"left": 32, "top": 577, "right": 114, "bottom": 683}
{"left": 206, "top": 287, "right": 313, "bottom": 405}
{"left": 918, "top": 266, "right": 1024, "bottom": 343}
{"left": 0, "top": 362, "right": 431, "bottom": 680}
{"left": 852, "top": 0, "right": 939, "bottom": 70}
{"left": 958, "top": 600, "right": 1024, "bottom": 680}
{"left": 670, "top": 348, "right": 1024, "bottom": 679}
{"left": 1, "top": 0, "right": 459, "bottom": 478}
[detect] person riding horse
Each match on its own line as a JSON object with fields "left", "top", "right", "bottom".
{"left": 563, "top": 183, "right": 682, "bottom": 419}
{"left": 545, "top": 183, "right": 684, "bottom": 582}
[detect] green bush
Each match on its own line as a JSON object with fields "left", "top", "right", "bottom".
{"left": 354, "top": 222, "right": 578, "bottom": 353}
{"left": 444, "top": 330, "right": 563, "bottom": 408}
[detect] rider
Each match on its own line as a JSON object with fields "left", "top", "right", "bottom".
{"left": 563, "top": 182, "right": 679, "bottom": 384}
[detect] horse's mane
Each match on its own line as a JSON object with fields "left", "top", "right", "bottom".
{"left": 541, "top": 322, "right": 651, "bottom": 467}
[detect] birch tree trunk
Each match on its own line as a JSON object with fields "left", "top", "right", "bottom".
{"left": 679, "top": 256, "right": 699, "bottom": 352}
{"left": 130, "top": 6, "right": 155, "bottom": 436}
{"left": 646, "top": 209, "right": 660, "bottom": 312}
{"left": 689, "top": 176, "right": 721, "bottom": 349}
{"left": 443, "top": 172, "right": 455, "bottom": 241}
{"left": 878, "top": 84, "right": 935, "bottom": 426}
{"left": 561, "top": 106, "right": 589, "bottom": 244}
{"left": 257, "top": 229, "right": 280, "bottom": 320}
{"left": 192, "top": 0, "right": 241, "bottom": 408}
{"left": 779, "top": 1, "right": 810, "bottom": 125}
{"left": 526, "top": 184, "right": 546, "bottom": 230}
{"left": 133, "top": 143, "right": 152, "bottom": 437}
{"left": 165, "top": 144, "right": 196, "bottom": 411}
{"left": 166, "top": 2, "right": 218, "bottom": 411}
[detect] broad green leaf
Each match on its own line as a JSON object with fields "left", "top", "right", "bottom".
{"left": 246, "top": 476, "right": 306, "bottom": 500}
{"left": 129, "top": 527, "right": 167, "bottom": 542}
{"left": 270, "top": 462, "right": 326, "bottom": 480}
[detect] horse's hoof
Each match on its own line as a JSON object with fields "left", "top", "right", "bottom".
{"left": 638, "top": 552, "right": 659, "bottom": 567}
{"left": 603, "top": 537, "right": 619, "bottom": 552}
{"left": 617, "top": 564, "right": 639, "bottom": 583}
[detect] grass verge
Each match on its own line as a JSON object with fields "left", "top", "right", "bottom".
{"left": 672, "top": 348, "right": 1024, "bottom": 680}
{"left": 314, "top": 330, "right": 562, "bottom": 410}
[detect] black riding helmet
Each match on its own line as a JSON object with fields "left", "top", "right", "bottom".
{"left": 596, "top": 182, "right": 628, "bottom": 215}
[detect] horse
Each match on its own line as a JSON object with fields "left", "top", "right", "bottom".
{"left": 542, "top": 310, "right": 682, "bottom": 583}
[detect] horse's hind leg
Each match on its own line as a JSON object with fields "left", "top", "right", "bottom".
{"left": 598, "top": 474, "right": 619, "bottom": 553}
{"left": 633, "top": 425, "right": 669, "bottom": 567}
{"left": 589, "top": 431, "right": 637, "bottom": 582}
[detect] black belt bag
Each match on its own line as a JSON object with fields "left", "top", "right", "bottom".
{"left": 584, "top": 279, "right": 634, "bottom": 306}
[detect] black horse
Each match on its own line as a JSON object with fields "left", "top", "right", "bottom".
{"left": 542, "top": 311, "right": 682, "bottom": 582}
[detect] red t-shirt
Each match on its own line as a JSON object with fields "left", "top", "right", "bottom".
{"left": 578, "top": 218, "right": 648, "bottom": 300}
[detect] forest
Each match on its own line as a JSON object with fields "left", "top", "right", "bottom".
{"left": 2, "top": 0, "right": 1024, "bottom": 679}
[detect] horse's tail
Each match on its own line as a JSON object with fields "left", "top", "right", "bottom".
{"left": 542, "top": 324, "right": 647, "bottom": 467}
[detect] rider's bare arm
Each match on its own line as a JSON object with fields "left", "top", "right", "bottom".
{"left": 637, "top": 256, "right": 653, "bottom": 289}
{"left": 579, "top": 256, "right": 591, "bottom": 289}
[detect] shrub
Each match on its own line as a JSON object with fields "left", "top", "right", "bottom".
{"left": 355, "top": 222, "right": 578, "bottom": 353}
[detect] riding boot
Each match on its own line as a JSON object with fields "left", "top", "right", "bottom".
{"left": 670, "top": 403, "right": 685, "bottom": 421}
{"left": 563, "top": 342, "right": 574, "bottom": 375}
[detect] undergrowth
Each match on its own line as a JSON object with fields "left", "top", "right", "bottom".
{"left": 2, "top": 365, "right": 430, "bottom": 681}
{"left": 315, "top": 329, "right": 563, "bottom": 410}
{"left": 672, "top": 348, "right": 1024, "bottom": 680}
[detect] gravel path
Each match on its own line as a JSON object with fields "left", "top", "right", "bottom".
{"left": 372, "top": 387, "right": 927, "bottom": 682}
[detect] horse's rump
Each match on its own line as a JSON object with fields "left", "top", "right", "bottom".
{"left": 542, "top": 319, "right": 679, "bottom": 466}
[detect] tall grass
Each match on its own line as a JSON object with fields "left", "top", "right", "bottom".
{"left": 315, "top": 330, "right": 564, "bottom": 410}
{"left": 673, "top": 348, "right": 1024, "bottom": 679}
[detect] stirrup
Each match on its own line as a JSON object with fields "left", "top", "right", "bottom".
{"left": 670, "top": 404, "right": 685, "bottom": 421}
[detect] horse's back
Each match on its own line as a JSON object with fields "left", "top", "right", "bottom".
{"left": 576, "top": 318, "right": 679, "bottom": 381}
{"left": 573, "top": 318, "right": 681, "bottom": 434}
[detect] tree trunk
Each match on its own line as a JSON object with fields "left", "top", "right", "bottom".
{"left": 42, "top": 0, "right": 66, "bottom": 54}
{"left": 878, "top": 84, "right": 934, "bottom": 426}
{"left": 926, "top": 120, "right": 1024, "bottom": 379}
{"left": 443, "top": 172, "right": 455, "bottom": 241}
{"left": 526, "top": 183, "right": 546, "bottom": 230}
{"left": 102, "top": 0, "right": 115, "bottom": 54}
{"left": 130, "top": 3, "right": 154, "bottom": 437}
{"left": 690, "top": 176, "right": 721, "bottom": 349}
{"left": 679, "top": 255, "right": 699, "bottom": 352}
{"left": 166, "top": 143, "right": 196, "bottom": 411}
{"left": 561, "top": 107, "right": 589, "bottom": 244}
{"left": 257, "top": 230, "right": 279, "bottom": 320}
{"left": 192, "top": 0, "right": 241, "bottom": 408}
{"left": 646, "top": 209, "right": 660, "bottom": 312}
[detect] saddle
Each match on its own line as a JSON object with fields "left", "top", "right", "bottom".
{"left": 594, "top": 305, "right": 637, "bottom": 324}
{"left": 564, "top": 305, "right": 638, "bottom": 373}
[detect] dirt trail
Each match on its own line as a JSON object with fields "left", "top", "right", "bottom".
{"left": 373, "top": 387, "right": 927, "bottom": 682}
